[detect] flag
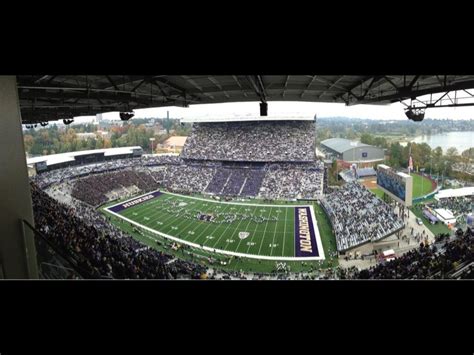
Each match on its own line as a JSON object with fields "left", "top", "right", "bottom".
{"left": 408, "top": 155, "right": 413, "bottom": 173}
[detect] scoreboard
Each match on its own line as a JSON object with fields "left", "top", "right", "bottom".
{"left": 377, "top": 164, "right": 413, "bottom": 206}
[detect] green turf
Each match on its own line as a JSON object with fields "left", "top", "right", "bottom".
{"left": 112, "top": 193, "right": 296, "bottom": 258}
{"left": 101, "top": 191, "right": 339, "bottom": 273}
{"left": 411, "top": 174, "right": 435, "bottom": 198}
{"left": 370, "top": 188, "right": 384, "bottom": 199}
{"left": 409, "top": 205, "right": 451, "bottom": 236}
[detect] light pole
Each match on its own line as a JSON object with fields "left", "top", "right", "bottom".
{"left": 420, "top": 168, "right": 425, "bottom": 195}
{"left": 149, "top": 137, "right": 155, "bottom": 155}
{"left": 430, "top": 155, "right": 432, "bottom": 177}
{"left": 441, "top": 161, "right": 447, "bottom": 188}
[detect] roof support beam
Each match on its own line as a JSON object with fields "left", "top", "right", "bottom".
{"left": 247, "top": 76, "right": 267, "bottom": 102}
{"left": 105, "top": 75, "right": 120, "bottom": 91}
{"left": 256, "top": 75, "right": 267, "bottom": 102}
{"left": 131, "top": 79, "right": 146, "bottom": 92}
{"left": 315, "top": 76, "right": 350, "bottom": 92}
{"left": 208, "top": 77, "right": 230, "bottom": 98}
{"left": 34, "top": 75, "right": 55, "bottom": 84}
{"left": 282, "top": 75, "right": 290, "bottom": 98}
{"left": 383, "top": 76, "right": 400, "bottom": 91}
{"left": 338, "top": 76, "right": 385, "bottom": 103}
{"left": 301, "top": 75, "right": 317, "bottom": 98}
{"left": 232, "top": 75, "right": 248, "bottom": 98}
{"left": 182, "top": 76, "right": 215, "bottom": 100}
{"left": 18, "top": 89, "right": 159, "bottom": 106}
{"left": 408, "top": 75, "right": 420, "bottom": 89}
{"left": 354, "top": 80, "right": 474, "bottom": 105}
{"left": 154, "top": 77, "right": 201, "bottom": 104}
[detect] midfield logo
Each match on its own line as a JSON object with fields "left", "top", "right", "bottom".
{"left": 239, "top": 232, "right": 250, "bottom": 240}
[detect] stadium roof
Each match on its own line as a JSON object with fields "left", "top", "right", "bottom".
{"left": 16, "top": 75, "right": 474, "bottom": 124}
{"left": 180, "top": 115, "right": 315, "bottom": 123}
{"left": 27, "top": 146, "right": 142, "bottom": 167}
{"left": 320, "top": 138, "right": 370, "bottom": 154}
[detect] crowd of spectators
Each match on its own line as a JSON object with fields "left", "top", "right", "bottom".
{"left": 259, "top": 162, "right": 325, "bottom": 200}
{"left": 40, "top": 160, "right": 325, "bottom": 206}
{"left": 71, "top": 169, "right": 159, "bottom": 206}
{"left": 32, "top": 155, "right": 182, "bottom": 189}
{"left": 427, "top": 195, "right": 474, "bottom": 220}
{"left": 163, "top": 164, "right": 215, "bottom": 194}
{"left": 204, "top": 167, "right": 266, "bottom": 197}
{"left": 31, "top": 182, "right": 207, "bottom": 279}
{"left": 34, "top": 118, "right": 325, "bottom": 203}
{"left": 352, "top": 227, "right": 474, "bottom": 279}
{"left": 321, "top": 182, "right": 404, "bottom": 252}
{"left": 181, "top": 121, "right": 316, "bottom": 162}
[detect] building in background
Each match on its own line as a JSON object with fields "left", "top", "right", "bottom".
{"left": 320, "top": 138, "right": 385, "bottom": 168}
{"left": 76, "top": 132, "right": 97, "bottom": 141}
{"left": 162, "top": 136, "right": 187, "bottom": 153}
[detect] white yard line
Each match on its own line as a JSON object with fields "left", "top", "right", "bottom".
{"left": 224, "top": 204, "right": 252, "bottom": 250}
{"left": 282, "top": 207, "right": 288, "bottom": 256}
{"left": 124, "top": 196, "right": 178, "bottom": 229}
{"left": 233, "top": 205, "right": 259, "bottom": 254}
{"left": 193, "top": 202, "right": 234, "bottom": 247}
{"left": 211, "top": 204, "right": 247, "bottom": 250}
{"left": 106, "top": 207, "right": 324, "bottom": 261}
{"left": 257, "top": 208, "right": 275, "bottom": 255}
{"left": 161, "top": 190, "right": 312, "bottom": 208}
{"left": 269, "top": 209, "right": 283, "bottom": 257}
{"left": 309, "top": 206, "right": 325, "bottom": 260}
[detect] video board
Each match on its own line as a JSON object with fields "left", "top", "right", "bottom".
{"left": 377, "top": 164, "right": 413, "bottom": 206}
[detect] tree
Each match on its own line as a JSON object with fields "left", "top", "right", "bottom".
{"left": 432, "top": 147, "right": 443, "bottom": 174}
{"left": 86, "top": 138, "right": 96, "bottom": 150}
{"left": 443, "top": 147, "right": 459, "bottom": 176}
{"left": 360, "top": 133, "right": 373, "bottom": 145}
{"left": 389, "top": 142, "right": 403, "bottom": 167}
{"left": 446, "top": 147, "right": 459, "bottom": 158}
{"left": 103, "top": 138, "right": 112, "bottom": 148}
{"left": 461, "top": 148, "right": 474, "bottom": 160}
{"left": 23, "top": 134, "right": 34, "bottom": 153}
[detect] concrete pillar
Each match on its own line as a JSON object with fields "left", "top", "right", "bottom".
{"left": 0, "top": 76, "right": 39, "bottom": 278}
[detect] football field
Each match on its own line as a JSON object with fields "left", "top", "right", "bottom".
{"left": 103, "top": 190, "right": 325, "bottom": 261}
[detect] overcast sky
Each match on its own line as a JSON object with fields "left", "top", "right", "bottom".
{"left": 73, "top": 92, "right": 474, "bottom": 124}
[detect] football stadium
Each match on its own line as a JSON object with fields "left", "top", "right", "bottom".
{"left": 1, "top": 75, "right": 473, "bottom": 280}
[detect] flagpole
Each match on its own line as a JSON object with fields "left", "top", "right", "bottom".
{"left": 408, "top": 144, "right": 412, "bottom": 175}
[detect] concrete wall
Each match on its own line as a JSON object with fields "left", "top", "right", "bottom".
{"left": 0, "top": 76, "right": 38, "bottom": 278}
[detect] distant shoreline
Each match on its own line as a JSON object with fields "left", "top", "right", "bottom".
{"left": 400, "top": 130, "right": 474, "bottom": 152}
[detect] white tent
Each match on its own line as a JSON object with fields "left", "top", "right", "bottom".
{"left": 435, "top": 187, "right": 474, "bottom": 200}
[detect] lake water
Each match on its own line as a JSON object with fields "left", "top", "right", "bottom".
{"left": 410, "top": 131, "right": 474, "bottom": 153}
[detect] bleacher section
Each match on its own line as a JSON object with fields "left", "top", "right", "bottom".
{"left": 181, "top": 121, "right": 316, "bottom": 162}
{"left": 322, "top": 182, "right": 404, "bottom": 252}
